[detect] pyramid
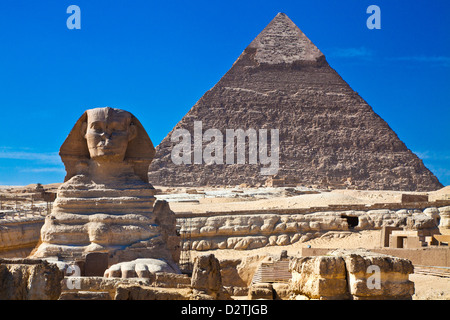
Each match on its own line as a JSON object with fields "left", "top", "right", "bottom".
{"left": 148, "top": 13, "right": 442, "bottom": 191}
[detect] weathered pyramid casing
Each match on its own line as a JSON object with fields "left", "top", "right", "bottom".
{"left": 148, "top": 13, "right": 442, "bottom": 191}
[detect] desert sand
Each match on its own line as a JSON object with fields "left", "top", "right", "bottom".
{"left": 160, "top": 187, "right": 435, "bottom": 213}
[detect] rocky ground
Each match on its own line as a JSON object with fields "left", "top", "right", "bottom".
{"left": 188, "top": 229, "right": 450, "bottom": 300}
{"left": 159, "top": 185, "right": 450, "bottom": 300}
{"left": 1, "top": 183, "right": 449, "bottom": 299}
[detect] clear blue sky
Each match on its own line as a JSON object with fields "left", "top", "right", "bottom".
{"left": 0, "top": 0, "right": 448, "bottom": 186}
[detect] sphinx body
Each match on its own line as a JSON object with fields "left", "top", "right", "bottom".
{"left": 32, "top": 107, "right": 178, "bottom": 265}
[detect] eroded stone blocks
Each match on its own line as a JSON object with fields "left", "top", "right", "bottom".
{"left": 0, "top": 258, "right": 64, "bottom": 300}
{"left": 289, "top": 256, "right": 348, "bottom": 300}
{"left": 289, "top": 250, "right": 414, "bottom": 300}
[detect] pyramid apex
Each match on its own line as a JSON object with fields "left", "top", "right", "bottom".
{"left": 246, "top": 12, "right": 324, "bottom": 64}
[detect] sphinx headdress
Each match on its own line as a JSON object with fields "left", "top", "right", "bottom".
{"left": 59, "top": 107, "right": 155, "bottom": 183}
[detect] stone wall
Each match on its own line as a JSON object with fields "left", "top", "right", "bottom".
{"left": 0, "top": 217, "right": 44, "bottom": 258}
{"left": 0, "top": 203, "right": 447, "bottom": 257}
{"left": 178, "top": 205, "right": 446, "bottom": 251}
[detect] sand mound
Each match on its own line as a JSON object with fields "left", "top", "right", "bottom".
{"left": 168, "top": 188, "right": 408, "bottom": 213}
{"left": 429, "top": 185, "right": 450, "bottom": 201}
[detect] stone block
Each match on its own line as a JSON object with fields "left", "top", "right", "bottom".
{"left": 405, "top": 236, "right": 423, "bottom": 249}
{"left": 289, "top": 256, "right": 349, "bottom": 300}
{"left": 248, "top": 283, "right": 273, "bottom": 300}
{"left": 401, "top": 194, "right": 428, "bottom": 203}
{"left": 390, "top": 235, "right": 405, "bottom": 249}
{"left": 114, "top": 285, "right": 190, "bottom": 300}
{"left": 0, "top": 258, "right": 64, "bottom": 300}
{"left": 59, "top": 291, "right": 111, "bottom": 300}
{"left": 191, "top": 254, "right": 222, "bottom": 293}
{"left": 380, "top": 226, "right": 402, "bottom": 247}
{"left": 290, "top": 250, "right": 415, "bottom": 300}
{"left": 84, "top": 252, "right": 108, "bottom": 277}
{"left": 330, "top": 249, "right": 414, "bottom": 300}
{"left": 439, "top": 206, "right": 450, "bottom": 235}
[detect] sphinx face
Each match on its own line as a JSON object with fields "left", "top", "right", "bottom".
{"left": 84, "top": 108, "right": 136, "bottom": 162}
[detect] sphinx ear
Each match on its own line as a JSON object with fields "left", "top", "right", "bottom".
{"left": 81, "top": 121, "right": 87, "bottom": 139}
{"left": 128, "top": 124, "right": 137, "bottom": 141}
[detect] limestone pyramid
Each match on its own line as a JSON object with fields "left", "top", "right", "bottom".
{"left": 148, "top": 13, "right": 442, "bottom": 191}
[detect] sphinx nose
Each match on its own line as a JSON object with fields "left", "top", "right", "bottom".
{"left": 100, "top": 130, "right": 113, "bottom": 139}
{"left": 100, "top": 136, "right": 113, "bottom": 147}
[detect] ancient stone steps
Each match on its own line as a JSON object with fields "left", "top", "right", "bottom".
{"left": 252, "top": 260, "right": 291, "bottom": 284}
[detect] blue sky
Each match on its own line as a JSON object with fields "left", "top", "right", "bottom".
{"left": 0, "top": 0, "right": 448, "bottom": 186}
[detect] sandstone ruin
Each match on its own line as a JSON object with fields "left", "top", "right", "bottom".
{"left": 289, "top": 249, "right": 415, "bottom": 300}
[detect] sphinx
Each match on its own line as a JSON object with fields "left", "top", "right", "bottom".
{"left": 31, "top": 107, "right": 179, "bottom": 267}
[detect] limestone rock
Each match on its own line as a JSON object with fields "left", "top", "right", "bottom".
{"left": 289, "top": 255, "right": 349, "bottom": 300}
{"left": 191, "top": 254, "right": 231, "bottom": 300}
{"left": 152, "top": 272, "right": 191, "bottom": 288}
{"left": 272, "top": 282, "right": 291, "bottom": 300}
{"left": 406, "top": 214, "right": 439, "bottom": 235}
{"left": 59, "top": 291, "right": 111, "bottom": 300}
{"left": 290, "top": 250, "right": 415, "bottom": 300}
{"left": 60, "top": 273, "right": 190, "bottom": 299}
{"left": 0, "top": 217, "right": 44, "bottom": 258}
{"left": 153, "top": 200, "right": 181, "bottom": 263}
{"left": 329, "top": 249, "right": 414, "bottom": 300}
{"left": 248, "top": 283, "right": 273, "bottom": 300}
{"left": 61, "top": 275, "right": 150, "bottom": 294}
{"left": 0, "top": 258, "right": 64, "bottom": 300}
{"left": 219, "top": 255, "right": 267, "bottom": 287}
{"left": 33, "top": 175, "right": 161, "bottom": 260}
{"left": 114, "top": 284, "right": 190, "bottom": 300}
{"left": 438, "top": 206, "right": 450, "bottom": 235}
{"left": 219, "top": 259, "right": 246, "bottom": 287}
{"left": 423, "top": 207, "right": 440, "bottom": 225}
{"left": 179, "top": 208, "right": 448, "bottom": 252}
{"left": 191, "top": 254, "right": 222, "bottom": 293}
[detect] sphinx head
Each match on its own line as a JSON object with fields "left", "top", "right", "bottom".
{"left": 60, "top": 107, "right": 155, "bottom": 182}
{"left": 82, "top": 108, "right": 137, "bottom": 162}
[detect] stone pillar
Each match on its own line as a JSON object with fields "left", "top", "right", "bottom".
{"left": 191, "top": 254, "right": 231, "bottom": 300}
{"left": 439, "top": 206, "right": 450, "bottom": 235}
